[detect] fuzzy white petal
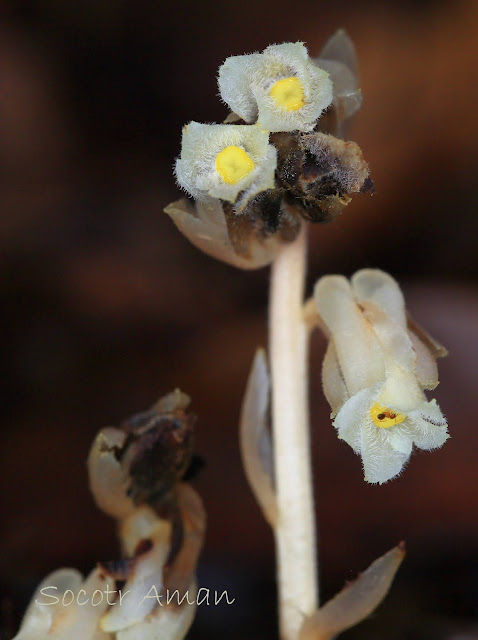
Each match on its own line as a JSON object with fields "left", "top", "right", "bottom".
{"left": 333, "top": 386, "right": 379, "bottom": 452}
{"left": 361, "top": 419, "right": 410, "bottom": 484}
{"left": 387, "top": 427, "right": 413, "bottom": 455}
{"left": 407, "top": 399, "right": 449, "bottom": 450}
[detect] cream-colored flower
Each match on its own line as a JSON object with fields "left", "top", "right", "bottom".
{"left": 174, "top": 121, "right": 276, "bottom": 209}
{"left": 314, "top": 269, "right": 449, "bottom": 484}
{"left": 13, "top": 568, "right": 114, "bottom": 640}
{"left": 218, "top": 42, "right": 332, "bottom": 132}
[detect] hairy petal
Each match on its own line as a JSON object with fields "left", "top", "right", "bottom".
{"left": 333, "top": 386, "right": 379, "bottom": 452}
{"left": 361, "top": 419, "right": 410, "bottom": 484}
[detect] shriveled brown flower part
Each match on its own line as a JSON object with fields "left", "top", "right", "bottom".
{"left": 89, "top": 390, "right": 205, "bottom": 640}
{"left": 300, "top": 544, "right": 405, "bottom": 640}
{"left": 165, "top": 195, "right": 301, "bottom": 270}
{"left": 272, "top": 130, "right": 373, "bottom": 224}
{"left": 88, "top": 389, "right": 196, "bottom": 517}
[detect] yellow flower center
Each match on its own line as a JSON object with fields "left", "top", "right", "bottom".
{"left": 370, "top": 403, "right": 407, "bottom": 428}
{"left": 215, "top": 145, "right": 255, "bottom": 185}
{"left": 269, "top": 76, "right": 305, "bottom": 111}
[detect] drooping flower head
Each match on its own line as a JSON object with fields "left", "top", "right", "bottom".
{"left": 314, "top": 269, "right": 449, "bottom": 484}
{"left": 175, "top": 122, "right": 277, "bottom": 211}
{"left": 218, "top": 42, "right": 333, "bottom": 132}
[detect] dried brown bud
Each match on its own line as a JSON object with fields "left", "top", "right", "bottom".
{"left": 88, "top": 390, "right": 197, "bottom": 518}
{"left": 273, "top": 131, "right": 373, "bottom": 223}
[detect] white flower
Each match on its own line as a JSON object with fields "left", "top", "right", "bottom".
{"left": 314, "top": 269, "right": 449, "bottom": 484}
{"left": 174, "top": 121, "right": 276, "bottom": 209}
{"left": 218, "top": 42, "right": 333, "bottom": 132}
{"left": 13, "top": 568, "right": 114, "bottom": 640}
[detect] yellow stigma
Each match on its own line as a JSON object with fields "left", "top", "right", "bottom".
{"left": 370, "top": 403, "right": 407, "bottom": 428}
{"left": 215, "top": 145, "right": 255, "bottom": 185}
{"left": 269, "top": 76, "right": 305, "bottom": 111}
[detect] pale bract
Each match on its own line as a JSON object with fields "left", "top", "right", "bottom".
{"left": 218, "top": 42, "right": 333, "bottom": 132}
{"left": 313, "top": 29, "right": 363, "bottom": 127}
{"left": 174, "top": 121, "right": 276, "bottom": 209}
{"left": 314, "top": 269, "right": 449, "bottom": 484}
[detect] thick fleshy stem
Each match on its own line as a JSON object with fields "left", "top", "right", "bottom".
{"left": 269, "top": 224, "right": 318, "bottom": 640}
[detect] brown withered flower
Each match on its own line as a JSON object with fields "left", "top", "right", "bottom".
{"left": 272, "top": 130, "right": 373, "bottom": 223}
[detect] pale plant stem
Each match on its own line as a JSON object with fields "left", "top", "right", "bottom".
{"left": 269, "top": 224, "right": 318, "bottom": 640}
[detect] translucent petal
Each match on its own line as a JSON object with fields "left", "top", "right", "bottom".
{"left": 360, "top": 301, "right": 416, "bottom": 373}
{"left": 314, "top": 59, "right": 362, "bottom": 124}
{"left": 318, "top": 29, "right": 359, "bottom": 82}
{"left": 101, "top": 507, "right": 171, "bottom": 632}
{"left": 87, "top": 427, "right": 135, "bottom": 519}
{"left": 239, "top": 349, "right": 278, "bottom": 526}
{"left": 314, "top": 275, "right": 385, "bottom": 395}
{"left": 164, "top": 484, "right": 206, "bottom": 597}
{"left": 313, "top": 30, "right": 362, "bottom": 128}
{"left": 352, "top": 269, "right": 407, "bottom": 327}
{"left": 56, "top": 569, "right": 114, "bottom": 640}
{"left": 14, "top": 569, "right": 83, "bottom": 639}
{"left": 300, "top": 544, "right": 405, "bottom": 640}
{"left": 408, "top": 330, "right": 439, "bottom": 390}
{"left": 164, "top": 197, "right": 280, "bottom": 270}
{"left": 321, "top": 342, "right": 348, "bottom": 417}
{"left": 407, "top": 312, "right": 448, "bottom": 359}
{"left": 116, "top": 583, "right": 197, "bottom": 640}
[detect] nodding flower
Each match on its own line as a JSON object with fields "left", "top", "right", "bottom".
{"left": 218, "top": 42, "right": 333, "bottom": 133}
{"left": 313, "top": 269, "right": 449, "bottom": 484}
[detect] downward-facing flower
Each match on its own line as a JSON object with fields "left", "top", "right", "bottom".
{"left": 174, "top": 121, "right": 277, "bottom": 211}
{"left": 218, "top": 42, "right": 333, "bottom": 132}
{"left": 313, "top": 269, "right": 449, "bottom": 484}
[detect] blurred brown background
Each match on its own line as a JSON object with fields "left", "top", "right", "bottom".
{"left": 1, "top": 0, "right": 478, "bottom": 638}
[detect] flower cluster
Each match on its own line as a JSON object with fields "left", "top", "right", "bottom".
{"left": 14, "top": 392, "right": 205, "bottom": 640}
{"left": 167, "top": 32, "right": 372, "bottom": 269}
{"left": 313, "top": 269, "right": 449, "bottom": 484}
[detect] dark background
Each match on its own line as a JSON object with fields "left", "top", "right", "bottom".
{"left": 1, "top": 0, "right": 478, "bottom": 638}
